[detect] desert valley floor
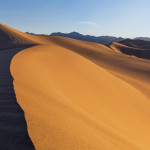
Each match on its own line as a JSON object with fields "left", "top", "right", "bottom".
{"left": 0, "top": 23, "right": 150, "bottom": 150}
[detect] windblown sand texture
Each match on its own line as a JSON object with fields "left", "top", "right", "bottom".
{"left": 1, "top": 23, "right": 150, "bottom": 150}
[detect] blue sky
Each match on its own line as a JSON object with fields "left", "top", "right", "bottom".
{"left": 1, "top": 0, "right": 150, "bottom": 38}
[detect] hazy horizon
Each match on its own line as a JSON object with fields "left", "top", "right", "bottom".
{"left": 1, "top": 0, "right": 150, "bottom": 38}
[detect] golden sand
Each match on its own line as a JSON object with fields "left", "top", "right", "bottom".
{"left": 0, "top": 23, "right": 148, "bottom": 149}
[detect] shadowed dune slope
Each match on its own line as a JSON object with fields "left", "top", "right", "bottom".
{"left": 0, "top": 23, "right": 38, "bottom": 50}
{"left": 119, "top": 39, "right": 150, "bottom": 48}
{"left": 109, "top": 42, "right": 150, "bottom": 59}
{"left": 0, "top": 24, "right": 36, "bottom": 149}
{"left": 0, "top": 47, "right": 35, "bottom": 149}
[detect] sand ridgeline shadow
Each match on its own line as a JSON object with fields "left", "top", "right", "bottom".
{"left": 109, "top": 42, "right": 150, "bottom": 59}
{"left": 0, "top": 46, "right": 35, "bottom": 150}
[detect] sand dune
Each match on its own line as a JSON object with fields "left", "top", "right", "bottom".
{"left": 11, "top": 44, "right": 150, "bottom": 150}
{"left": 0, "top": 23, "right": 150, "bottom": 149}
{"left": 110, "top": 42, "right": 150, "bottom": 59}
{"left": 119, "top": 39, "right": 150, "bottom": 48}
{"left": 50, "top": 37, "right": 150, "bottom": 98}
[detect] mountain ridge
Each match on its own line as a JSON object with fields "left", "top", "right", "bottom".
{"left": 26, "top": 31, "right": 150, "bottom": 45}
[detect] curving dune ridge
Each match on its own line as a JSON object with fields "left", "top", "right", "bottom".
{"left": 110, "top": 42, "right": 150, "bottom": 59}
{"left": 1, "top": 23, "right": 150, "bottom": 149}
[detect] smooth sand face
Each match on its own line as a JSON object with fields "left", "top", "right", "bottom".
{"left": 11, "top": 44, "right": 150, "bottom": 150}
{"left": 0, "top": 23, "right": 148, "bottom": 149}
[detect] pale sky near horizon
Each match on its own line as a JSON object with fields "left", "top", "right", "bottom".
{"left": 1, "top": 0, "right": 150, "bottom": 38}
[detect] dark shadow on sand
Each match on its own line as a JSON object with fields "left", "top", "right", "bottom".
{"left": 0, "top": 46, "right": 35, "bottom": 150}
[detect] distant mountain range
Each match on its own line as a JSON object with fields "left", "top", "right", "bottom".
{"left": 26, "top": 31, "right": 150, "bottom": 45}
{"left": 50, "top": 32, "right": 125, "bottom": 45}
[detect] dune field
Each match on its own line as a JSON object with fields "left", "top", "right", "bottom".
{"left": 0, "top": 23, "right": 150, "bottom": 149}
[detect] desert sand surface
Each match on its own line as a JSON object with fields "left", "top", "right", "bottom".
{"left": 0, "top": 23, "right": 150, "bottom": 149}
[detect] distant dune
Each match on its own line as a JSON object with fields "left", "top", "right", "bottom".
{"left": 0, "top": 23, "right": 150, "bottom": 149}
{"left": 119, "top": 39, "right": 150, "bottom": 48}
{"left": 110, "top": 42, "right": 150, "bottom": 59}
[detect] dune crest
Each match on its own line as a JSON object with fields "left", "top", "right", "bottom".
{"left": 0, "top": 23, "right": 38, "bottom": 49}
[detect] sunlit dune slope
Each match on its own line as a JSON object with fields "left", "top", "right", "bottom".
{"left": 6, "top": 23, "right": 150, "bottom": 150}
{"left": 49, "top": 37, "right": 150, "bottom": 98}
{"left": 10, "top": 44, "right": 148, "bottom": 150}
{"left": 11, "top": 45, "right": 150, "bottom": 150}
